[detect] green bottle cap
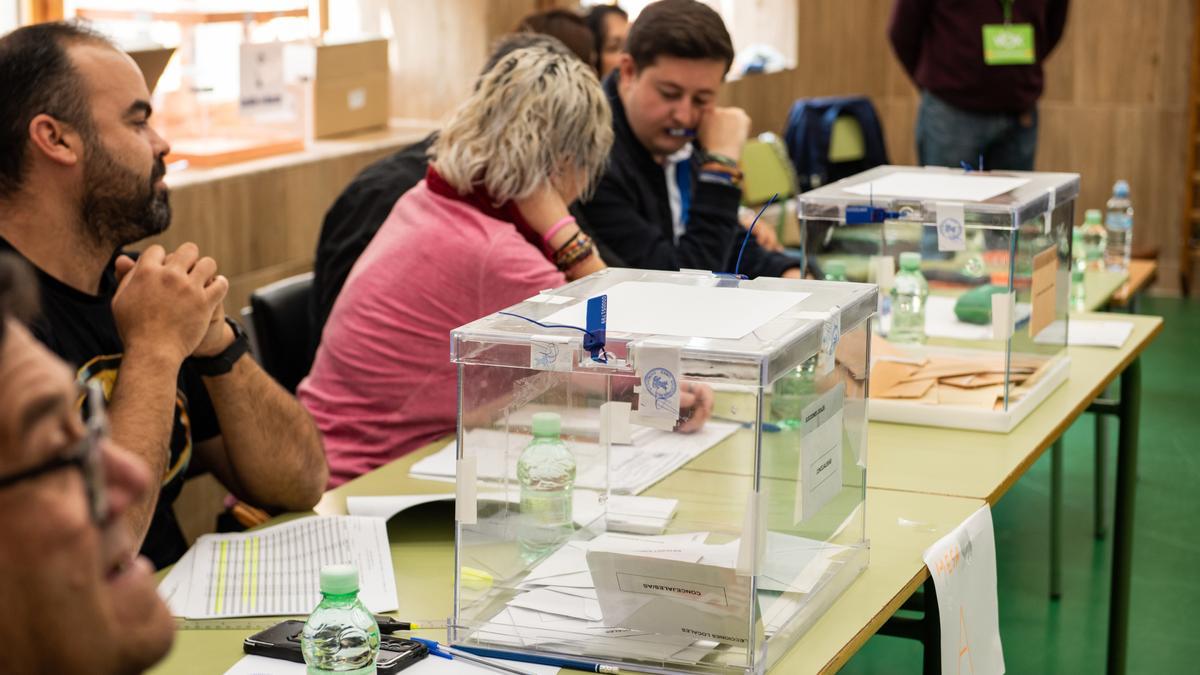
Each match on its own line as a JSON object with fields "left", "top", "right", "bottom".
{"left": 899, "top": 252, "right": 922, "bottom": 271}
{"left": 1084, "top": 209, "right": 1102, "bottom": 224}
{"left": 530, "top": 412, "right": 561, "bottom": 437}
{"left": 320, "top": 564, "right": 359, "bottom": 595}
{"left": 824, "top": 260, "right": 846, "bottom": 279}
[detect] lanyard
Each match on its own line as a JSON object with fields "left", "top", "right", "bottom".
{"left": 999, "top": 0, "right": 1014, "bottom": 23}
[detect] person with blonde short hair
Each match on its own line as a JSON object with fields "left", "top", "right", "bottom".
{"left": 299, "top": 43, "right": 613, "bottom": 486}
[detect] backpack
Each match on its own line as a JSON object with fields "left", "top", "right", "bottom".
{"left": 784, "top": 95, "right": 889, "bottom": 193}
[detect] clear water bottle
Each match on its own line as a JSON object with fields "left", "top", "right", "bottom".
{"left": 1080, "top": 209, "right": 1107, "bottom": 272}
{"left": 823, "top": 260, "right": 847, "bottom": 281}
{"left": 1070, "top": 229, "right": 1087, "bottom": 311}
{"left": 1105, "top": 180, "right": 1133, "bottom": 272}
{"left": 889, "top": 252, "right": 929, "bottom": 344}
{"left": 517, "top": 412, "right": 575, "bottom": 561}
{"left": 301, "top": 564, "right": 380, "bottom": 675}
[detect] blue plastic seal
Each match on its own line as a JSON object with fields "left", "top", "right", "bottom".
{"left": 584, "top": 294, "right": 607, "bottom": 362}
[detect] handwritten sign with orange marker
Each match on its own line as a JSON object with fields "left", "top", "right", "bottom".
{"left": 922, "top": 505, "right": 1004, "bottom": 675}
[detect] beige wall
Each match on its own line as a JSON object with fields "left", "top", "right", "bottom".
{"left": 721, "top": 0, "right": 1195, "bottom": 294}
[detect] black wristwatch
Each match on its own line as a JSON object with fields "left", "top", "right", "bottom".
{"left": 190, "top": 317, "right": 250, "bottom": 377}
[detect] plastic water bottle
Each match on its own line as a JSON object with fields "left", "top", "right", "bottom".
{"left": 889, "top": 252, "right": 929, "bottom": 344}
{"left": 823, "top": 260, "right": 847, "bottom": 281}
{"left": 301, "top": 564, "right": 380, "bottom": 675}
{"left": 1080, "top": 209, "right": 1107, "bottom": 272}
{"left": 770, "top": 360, "right": 817, "bottom": 427}
{"left": 1070, "top": 229, "right": 1087, "bottom": 311}
{"left": 1105, "top": 180, "right": 1133, "bottom": 272}
{"left": 517, "top": 412, "right": 575, "bottom": 560}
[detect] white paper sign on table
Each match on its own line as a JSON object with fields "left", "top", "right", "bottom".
{"left": 922, "top": 505, "right": 1005, "bottom": 675}
{"left": 844, "top": 172, "right": 1029, "bottom": 202}
{"left": 238, "top": 42, "right": 285, "bottom": 116}
{"left": 541, "top": 281, "right": 808, "bottom": 340}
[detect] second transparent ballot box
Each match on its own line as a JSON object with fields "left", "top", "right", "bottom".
{"left": 798, "top": 165, "right": 1078, "bottom": 432}
{"left": 448, "top": 268, "right": 876, "bottom": 674}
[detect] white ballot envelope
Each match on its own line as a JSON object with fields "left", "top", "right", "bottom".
{"left": 586, "top": 546, "right": 762, "bottom": 646}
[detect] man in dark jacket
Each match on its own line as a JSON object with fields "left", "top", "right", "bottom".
{"left": 578, "top": 0, "right": 800, "bottom": 279}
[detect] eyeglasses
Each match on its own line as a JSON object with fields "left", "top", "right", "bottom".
{"left": 0, "top": 380, "right": 108, "bottom": 524}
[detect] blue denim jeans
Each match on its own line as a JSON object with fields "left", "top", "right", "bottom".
{"left": 916, "top": 90, "right": 1038, "bottom": 171}
{"left": 916, "top": 91, "right": 1039, "bottom": 256}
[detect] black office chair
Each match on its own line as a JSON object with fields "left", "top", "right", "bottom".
{"left": 249, "top": 272, "right": 316, "bottom": 393}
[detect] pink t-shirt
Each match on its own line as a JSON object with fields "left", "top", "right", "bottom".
{"left": 298, "top": 181, "right": 565, "bottom": 487}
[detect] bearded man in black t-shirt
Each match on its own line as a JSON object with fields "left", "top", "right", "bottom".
{"left": 0, "top": 23, "right": 328, "bottom": 568}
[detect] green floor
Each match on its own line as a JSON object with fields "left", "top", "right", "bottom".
{"left": 841, "top": 296, "right": 1200, "bottom": 674}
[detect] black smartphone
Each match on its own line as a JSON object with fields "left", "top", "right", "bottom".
{"left": 243, "top": 620, "right": 428, "bottom": 674}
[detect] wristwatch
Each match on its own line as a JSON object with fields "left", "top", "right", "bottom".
{"left": 189, "top": 317, "right": 250, "bottom": 377}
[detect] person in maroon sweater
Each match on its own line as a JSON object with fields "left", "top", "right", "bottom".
{"left": 888, "top": 0, "right": 1070, "bottom": 171}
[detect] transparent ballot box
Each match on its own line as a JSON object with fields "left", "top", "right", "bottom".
{"left": 798, "top": 165, "right": 1078, "bottom": 432}
{"left": 449, "top": 268, "right": 876, "bottom": 674}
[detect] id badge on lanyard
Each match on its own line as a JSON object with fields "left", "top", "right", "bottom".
{"left": 982, "top": 0, "right": 1036, "bottom": 65}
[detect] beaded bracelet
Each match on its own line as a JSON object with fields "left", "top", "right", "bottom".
{"left": 554, "top": 232, "right": 595, "bottom": 271}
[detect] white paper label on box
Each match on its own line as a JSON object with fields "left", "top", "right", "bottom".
{"left": 455, "top": 457, "right": 477, "bottom": 525}
{"left": 936, "top": 202, "right": 967, "bottom": 252}
{"left": 616, "top": 572, "right": 728, "bottom": 606}
{"left": 923, "top": 505, "right": 1005, "bottom": 675}
{"left": 529, "top": 335, "right": 572, "bottom": 372}
{"left": 1044, "top": 187, "right": 1056, "bottom": 235}
{"left": 872, "top": 255, "right": 896, "bottom": 291}
{"left": 347, "top": 87, "right": 368, "bottom": 111}
{"left": 736, "top": 490, "right": 766, "bottom": 576}
{"left": 238, "top": 41, "right": 285, "bottom": 116}
{"left": 795, "top": 383, "right": 845, "bottom": 523}
{"left": 599, "top": 401, "right": 633, "bottom": 446}
{"left": 633, "top": 344, "right": 681, "bottom": 425}
{"left": 991, "top": 292, "right": 1016, "bottom": 340}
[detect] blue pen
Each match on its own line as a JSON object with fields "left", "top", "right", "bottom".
{"left": 454, "top": 644, "right": 620, "bottom": 674}
{"left": 408, "top": 637, "right": 537, "bottom": 675}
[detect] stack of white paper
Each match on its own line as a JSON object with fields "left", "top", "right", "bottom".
{"left": 410, "top": 421, "right": 739, "bottom": 495}
{"left": 159, "top": 516, "right": 397, "bottom": 619}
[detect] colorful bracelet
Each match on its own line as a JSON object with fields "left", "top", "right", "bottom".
{"left": 703, "top": 151, "right": 739, "bottom": 168}
{"left": 552, "top": 230, "right": 581, "bottom": 256}
{"left": 699, "top": 161, "right": 744, "bottom": 182}
{"left": 699, "top": 169, "right": 741, "bottom": 188}
{"left": 553, "top": 232, "right": 595, "bottom": 271}
{"left": 543, "top": 215, "right": 577, "bottom": 245}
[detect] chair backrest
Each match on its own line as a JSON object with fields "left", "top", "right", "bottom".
{"left": 740, "top": 135, "right": 798, "bottom": 206}
{"left": 784, "top": 95, "right": 889, "bottom": 192}
{"left": 249, "top": 272, "right": 316, "bottom": 393}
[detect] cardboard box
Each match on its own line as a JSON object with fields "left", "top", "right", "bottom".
{"left": 127, "top": 47, "right": 175, "bottom": 93}
{"left": 313, "top": 39, "right": 389, "bottom": 139}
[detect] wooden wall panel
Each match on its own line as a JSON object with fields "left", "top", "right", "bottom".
{"left": 149, "top": 124, "right": 438, "bottom": 316}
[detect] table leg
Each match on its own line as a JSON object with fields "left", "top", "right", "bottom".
{"left": 1050, "top": 438, "right": 1063, "bottom": 600}
{"left": 1095, "top": 399, "right": 1109, "bottom": 539}
{"left": 922, "top": 578, "right": 941, "bottom": 675}
{"left": 1107, "top": 357, "right": 1141, "bottom": 675}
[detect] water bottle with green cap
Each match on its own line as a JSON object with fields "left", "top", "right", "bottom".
{"left": 889, "top": 252, "right": 928, "bottom": 344}
{"left": 517, "top": 411, "right": 576, "bottom": 561}
{"left": 301, "top": 564, "right": 380, "bottom": 674}
{"left": 1081, "top": 208, "right": 1107, "bottom": 272}
{"left": 823, "top": 259, "right": 847, "bottom": 281}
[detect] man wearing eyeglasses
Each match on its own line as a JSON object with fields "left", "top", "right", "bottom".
{"left": 0, "top": 255, "right": 175, "bottom": 673}
{"left": 0, "top": 22, "right": 328, "bottom": 569}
